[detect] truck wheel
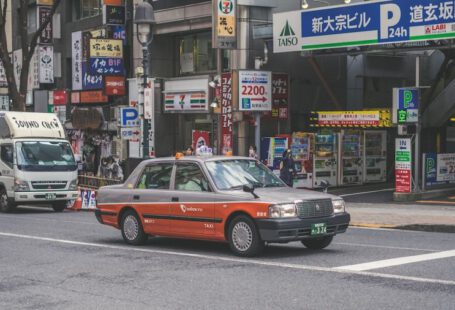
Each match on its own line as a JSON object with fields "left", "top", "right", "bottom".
{"left": 52, "top": 202, "right": 67, "bottom": 212}
{"left": 301, "top": 236, "right": 333, "bottom": 250}
{"left": 121, "top": 210, "right": 147, "bottom": 245}
{"left": 228, "top": 215, "right": 264, "bottom": 257}
{"left": 0, "top": 188, "right": 16, "bottom": 213}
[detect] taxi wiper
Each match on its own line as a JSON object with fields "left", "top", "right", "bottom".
{"left": 264, "top": 184, "right": 285, "bottom": 188}
{"left": 228, "top": 185, "right": 245, "bottom": 190}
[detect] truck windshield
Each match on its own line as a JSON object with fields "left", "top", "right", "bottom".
{"left": 205, "top": 159, "right": 285, "bottom": 190}
{"left": 16, "top": 141, "right": 77, "bottom": 172}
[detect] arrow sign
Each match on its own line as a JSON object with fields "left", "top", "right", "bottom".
{"left": 251, "top": 97, "right": 267, "bottom": 102}
{"left": 238, "top": 70, "right": 272, "bottom": 111}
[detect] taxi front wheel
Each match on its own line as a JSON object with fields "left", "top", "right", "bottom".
{"left": 121, "top": 210, "right": 147, "bottom": 245}
{"left": 228, "top": 215, "right": 264, "bottom": 257}
{"left": 301, "top": 236, "right": 333, "bottom": 250}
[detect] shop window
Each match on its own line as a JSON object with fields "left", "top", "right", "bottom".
{"left": 179, "top": 33, "right": 226, "bottom": 74}
{"left": 75, "top": 0, "right": 102, "bottom": 20}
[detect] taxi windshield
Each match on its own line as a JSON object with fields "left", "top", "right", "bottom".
{"left": 205, "top": 159, "right": 285, "bottom": 190}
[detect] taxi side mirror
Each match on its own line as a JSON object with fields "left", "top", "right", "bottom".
{"left": 243, "top": 184, "right": 259, "bottom": 199}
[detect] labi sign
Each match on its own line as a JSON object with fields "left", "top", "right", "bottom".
{"left": 278, "top": 21, "right": 298, "bottom": 48}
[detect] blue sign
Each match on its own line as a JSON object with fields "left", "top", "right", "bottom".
{"left": 424, "top": 153, "right": 438, "bottom": 186}
{"left": 111, "top": 25, "right": 126, "bottom": 45}
{"left": 82, "top": 62, "right": 103, "bottom": 90}
{"left": 120, "top": 107, "right": 140, "bottom": 127}
{"left": 274, "top": 0, "right": 455, "bottom": 52}
{"left": 89, "top": 58, "right": 125, "bottom": 75}
{"left": 398, "top": 88, "right": 419, "bottom": 109}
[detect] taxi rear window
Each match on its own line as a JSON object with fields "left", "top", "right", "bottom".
{"left": 137, "top": 163, "right": 173, "bottom": 189}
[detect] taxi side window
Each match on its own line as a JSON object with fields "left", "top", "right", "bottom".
{"left": 175, "top": 163, "right": 210, "bottom": 192}
{"left": 137, "top": 164, "right": 173, "bottom": 190}
{"left": 0, "top": 145, "right": 13, "bottom": 168}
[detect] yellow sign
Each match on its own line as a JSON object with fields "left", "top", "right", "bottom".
{"left": 89, "top": 39, "right": 123, "bottom": 58}
{"left": 311, "top": 110, "right": 391, "bottom": 128}
{"left": 37, "top": 0, "right": 54, "bottom": 5}
{"left": 217, "top": 16, "right": 236, "bottom": 37}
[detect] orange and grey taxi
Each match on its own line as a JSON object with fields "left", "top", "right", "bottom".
{"left": 95, "top": 156, "right": 350, "bottom": 257}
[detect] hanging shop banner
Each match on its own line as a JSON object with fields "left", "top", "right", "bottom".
{"left": 395, "top": 138, "right": 412, "bottom": 193}
{"left": 221, "top": 72, "right": 233, "bottom": 154}
{"left": 82, "top": 62, "right": 103, "bottom": 90}
{"left": 37, "top": 0, "right": 54, "bottom": 5}
{"left": 13, "top": 49, "right": 22, "bottom": 90}
{"left": 37, "top": 6, "right": 53, "bottom": 44}
{"left": 39, "top": 46, "right": 54, "bottom": 84}
{"left": 105, "top": 76, "right": 126, "bottom": 96}
{"left": 53, "top": 90, "right": 67, "bottom": 105}
{"left": 164, "top": 92, "right": 208, "bottom": 112}
{"left": 28, "top": 51, "right": 40, "bottom": 90}
{"left": 89, "top": 39, "right": 123, "bottom": 58}
{"left": 310, "top": 110, "right": 391, "bottom": 127}
{"left": 273, "top": 0, "right": 455, "bottom": 53}
{"left": 271, "top": 73, "right": 289, "bottom": 120}
{"left": 192, "top": 130, "right": 211, "bottom": 150}
{"left": 72, "top": 31, "right": 83, "bottom": 90}
{"left": 89, "top": 57, "right": 124, "bottom": 75}
{"left": 0, "top": 95, "right": 9, "bottom": 111}
{"left": 144, "top": 87, "right": 154, "bottom": 120}
{"left": 212, "top": 0, "right": 237, "bottom": 49}
{"left": 239, "top": 70, "right": 272, "bottom": 111}
{"left": 103, "top": 5, "right": 126, "bottom": 25}
{"left": 0, "top": 60, "right": 6, "bottom": 87}
{"left": 79, "top": 90, "right": 108, "bottom": 104}
{"left": 392, "top": 88, "right": 420, "bottom": 124}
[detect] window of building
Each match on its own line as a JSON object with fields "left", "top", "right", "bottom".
{"left": 179, "top": 33, "right": 224, "bottom": 74}
{"left": 75, "top": 0, "right": 102, "bottom": 20}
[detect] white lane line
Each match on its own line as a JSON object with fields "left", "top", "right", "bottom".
{"left": 339, "top": 188, "right": 395, "bottom": 197}
{"left": 0, "top": 232, "right": 454, "bottom": 286}
{"left": 335, "top": 250, "right": 455, "bottom": 271}
{"left": 334, "top": 242, "right": 439, "bottom": 252}
{"left": 0, "top": 215, "right": 97, "bottom": 225}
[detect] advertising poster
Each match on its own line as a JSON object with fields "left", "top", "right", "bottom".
{"left": 90, "top": 58, "right": 124, "bottom": 75}
{"left": 239, "top": 70, "right": 272, "bottom": 111}
{"left": 271, "top": 73, "right": 289, "bottom": 120}
{"left": 436, "top": 153, "right": 455, "bottom": 182}
{"left": 37, "top": 6, "right": 53, "bottom": 44}
{"left": 192, "top": 130, "right": 210, "bottom": 151}
{"left": 89, "top": 39, "right": 123, "bottom": 58}
{"left": 39, "top": 46, "right": 54, "bottom": 84}
{"left": 221, "top": 72, "right": 233, "bottom": 154}
{"left": 82, "top": 62, "right": 103, "bottom": 90}
{"left": 105, "top": 76, "right": 126, "bottom": 95}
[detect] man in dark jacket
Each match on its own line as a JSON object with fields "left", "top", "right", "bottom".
{"left": 279, "top": 149, "right": 296, "bottom": 187}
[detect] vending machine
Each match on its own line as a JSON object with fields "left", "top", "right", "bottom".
{"left": 313, "top": 132, "right": 338, "bottom": 188}
{"left": 261, "top": 136, "right": 289, "bottom": 173}
{"left": 291, "top": 132, "right": 314, "bottom": 188}
{"left": 338, "top": 130, "right": 363, "bottom": 185}
{"left": 363, "top": 130, "right": 387, "bottom": 183}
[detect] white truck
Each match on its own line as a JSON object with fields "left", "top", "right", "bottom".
{"left": 0, "top": 112, "right": 79, "bottom": 212}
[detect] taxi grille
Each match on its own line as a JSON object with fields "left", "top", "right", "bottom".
{"left": 297, "top": 199, "right": 334, "bottom": 218}
{"left": 31, "top": 181, "right": 67, "bottom": 190}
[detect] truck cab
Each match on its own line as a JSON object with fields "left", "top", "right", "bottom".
{"left": 0, "top": 112, "right": 79, "bottom": 212}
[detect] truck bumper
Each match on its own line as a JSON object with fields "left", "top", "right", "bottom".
{"left": 14, "top": 191, "right": 79, "bottom": 202}
{"left": 256, "top": 213, "right": 350, "bottom": 243}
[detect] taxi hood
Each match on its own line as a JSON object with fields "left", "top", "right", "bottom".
{"left": 252, "top": 187, "right": 340, "bottom": 204}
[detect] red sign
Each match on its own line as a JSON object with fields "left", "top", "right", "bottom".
{"left": 105, "top": 76, "right": 125, "bottom": 96}
{"left": 220, "top": 72, "right": 233, "bottom": 155}
{"left": 79, "top": 90, "right": 108, "bottom": 103}
{"left": 71, "top": 92, "right": 80, "bottom": 104}
{"left": 53, "top": 90, "right": 67, "bottom": 105}
{"left": 395, "top": 169, "right": 411, "bottom": 193}
{"left": 192, "top": 130, "right": 210, "bottom": 151}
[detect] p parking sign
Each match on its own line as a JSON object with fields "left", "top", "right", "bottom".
{"left": 393, "top": 88, "right": 420, "bottom": 124}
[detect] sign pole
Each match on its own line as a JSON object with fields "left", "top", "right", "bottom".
{"left": 415, "top": 56, "right": 421, "bottom": 192}
{"left": 255, "top": 112, "right": 261, "bottom": 159}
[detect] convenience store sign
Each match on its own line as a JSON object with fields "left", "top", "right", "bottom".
{"left": 312, "top": 110, "right": 391, "bottom": 127}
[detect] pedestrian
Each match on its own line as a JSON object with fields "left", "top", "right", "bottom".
{"left": 248, "top": 145, "right": 258, "bottom": 159}
{"left": 279, "top": 149, "right": 296, "bottom": 187}
{"left": 184, "top": 146, "right": 194, "bottom": 156}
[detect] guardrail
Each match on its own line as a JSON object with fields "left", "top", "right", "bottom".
{"left": 78, "top": 175, "right": 122, "bottom": 190}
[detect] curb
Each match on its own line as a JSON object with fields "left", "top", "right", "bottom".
{"left": 350, "top": 223, "right": 455, "bottom": 233}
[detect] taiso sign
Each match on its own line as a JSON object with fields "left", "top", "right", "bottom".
{"left": 273, "top": 0, "right": 455, "bottom": 53}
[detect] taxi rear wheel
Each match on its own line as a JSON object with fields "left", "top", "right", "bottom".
{"left": 301, "top": 236, "right": 333, "bottom": 250}
{"left": 121, "top": 210, "right": 147, "bottom": 245}
{"left": 228, "top": 215, "right": 264, "bottom": 257}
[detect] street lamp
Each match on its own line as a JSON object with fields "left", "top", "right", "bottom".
{"left": 134, "top": 1, "right": 155, "bottom": 158}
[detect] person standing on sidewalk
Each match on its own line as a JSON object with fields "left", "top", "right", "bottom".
{"left": 280, "top": 149, "right": 296, "bottom": 187}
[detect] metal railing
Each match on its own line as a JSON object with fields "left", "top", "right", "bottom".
{"left": 78, "top": 175, "right": 123, "bottom": 190}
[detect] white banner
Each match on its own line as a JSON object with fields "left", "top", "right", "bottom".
{"left": 13, "top": 49, "right": 22, "bottom": 90}
{"left": 28, "top": 51, "right": 39, "bottom": 90}
{"left": 437, "top": 153, "right": 455, "bottom": 182}
{"left": 144, "top": 87, "right": 154, "bottom": 120}
{"left": 72, "top": 31, "right": 83, "bottom": 90}
{"left": 39, "top": 46, "right": 54, "bottom": 84}
{"left": 0, "top": 95, "right": 9, "bottom": 111}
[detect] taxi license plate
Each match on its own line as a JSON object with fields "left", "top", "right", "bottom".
{"left": 311, "top": 223, "right": 327, "bottom": 235}
{"left": 45, "top": 193, "right": 56, "bottom": 200}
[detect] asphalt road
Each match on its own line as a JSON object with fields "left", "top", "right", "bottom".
{"left": 0, "top": 207, "right": 454, "bottom": 309}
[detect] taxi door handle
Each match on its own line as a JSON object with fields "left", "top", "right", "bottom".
{"left": 133, "top": 195, "right": 140, "bottom": 200}
{"left": 171, "top": 197, "right": 179, "bottom": 202}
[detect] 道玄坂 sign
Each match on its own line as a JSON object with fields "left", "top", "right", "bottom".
{"left": 274, "top": 0, "right": 455, "bottom": 53}
{"left": 238, "top": 70, "right": 272, "bottom": 111}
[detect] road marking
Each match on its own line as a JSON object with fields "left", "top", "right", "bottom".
{"left": 335, "top": 250, "right": 455, "bottom": 271}
{"left": 416, "top": 200, "right": 455, "bottom": 205}
{"left": 0, "top": 214, "right": 97, "bottom": 225}
{"left": 334, "top": 242, "right": 438, "bottom": 252}
{"left": 339, "top": 188, "right": 394, "bottom": 197}
{"left": 0, "top": 232, "right": 454, "bottom": 287}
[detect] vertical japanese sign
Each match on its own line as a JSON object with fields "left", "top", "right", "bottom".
{"left": 13, "top": 49, "right": 22, "bottom": 90}
{"left": 213, "top": 0, "right": 237, "bottom": 49}
{"left": 221, "top": 72, "right": 233, "bottom": 154}
{"left": 37, "top": 6, "right": 53, "bottom": 44}
{"left": 39, "top": 46, "right": 54, "bottom": 84}
{"left": 0, "top": 60, "right": 7, "bottom": 87}
{"left": 395, "top": 138, "right": 412, "bottom": 193}
{"left": 72, "top": 31, "right": 83, "bottom": 90}
{"left": 144, "top": 86, "right": 154, "bottom": 120}
{"left": 0, "top": 95, "right": 9, "bottom": 111}
{"left": 272, "top": 73, "right": 289, "bottom": 119}
{"left": 393, "top": 88, "right": 420, "bottom": 124}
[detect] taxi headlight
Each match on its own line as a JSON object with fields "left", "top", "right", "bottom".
{"left": 69, "top": 179, "right": 78, "bottom": 191}
{"left": 269, "top": 203, "right": 297, "bottom": 218}
{"left": 14, "top": 179, "right": 30, "bottom": 192}
{"left": 332, "top": 198, "right": 346, "bottom": 214}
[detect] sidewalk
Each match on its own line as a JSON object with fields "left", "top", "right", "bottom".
{"left": 348, "top": 202, "right": 455, "bottom": 233}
